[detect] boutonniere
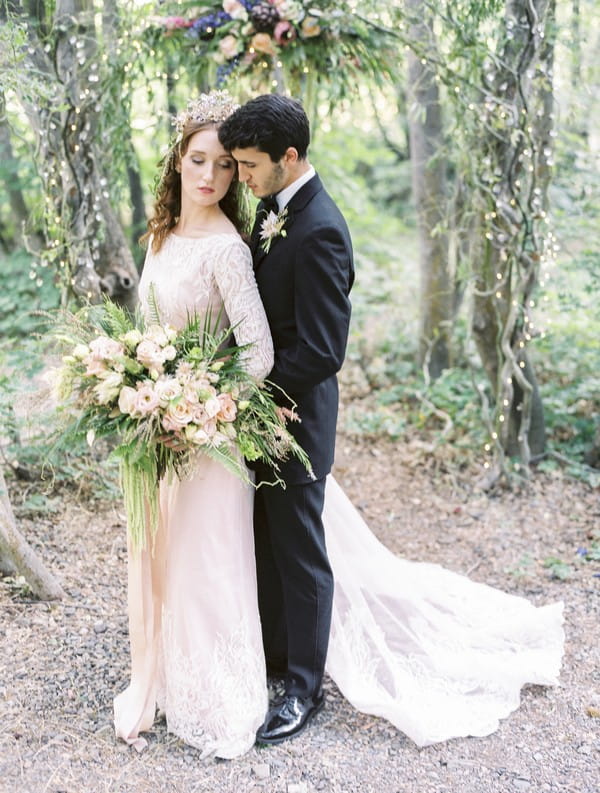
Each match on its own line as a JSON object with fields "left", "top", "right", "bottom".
{"left": 259, "top": 207, "right": 288, "bottom": 254}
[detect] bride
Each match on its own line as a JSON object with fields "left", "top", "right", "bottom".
{"left": 113, "top": 92, "right": 564, "bottom": 758}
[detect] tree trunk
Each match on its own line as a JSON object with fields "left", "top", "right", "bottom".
{"left": 570, "top": 0, "right": 581, "bottom": 89}
{"left": 0, "top": 468, "right": 64, "bottom": 599}
{"left": 100, "top": 0, "right": 146, "bottom": 264}
{"left": 470, "top": 0, "right": 554, "bottom": 464}
{"left": 127, "top": 155, "right": 147, "bottom": 264}
{"left": 3, "top": 0, "right": 139, "bottom": 311}
{"left": 406, "top": 0, "right": 452, "bottom": 380}
{"left": 0, "top": 91, "right": 44, "bottom": 251}
{"left": 584, "top": 428, "right": 600, "bottom": 469}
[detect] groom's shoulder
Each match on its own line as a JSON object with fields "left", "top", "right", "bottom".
{"left": 303, "top": 176, "right": 349, "bottom": 228}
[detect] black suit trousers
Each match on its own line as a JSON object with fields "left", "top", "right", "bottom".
{"left": 254, "top": 476, "right": 332, "bottom": 699}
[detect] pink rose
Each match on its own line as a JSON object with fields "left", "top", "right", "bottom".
{"left": 202, "top": 417, "right": 217, "bottom": 437}
{"left": 162, "top": 16, "right": 192, "bottom": 30}
{"left": 192, "top": 405, "right": 209, "bottom": 425}
{"left": 162, "top": 399, "right": 194, "bottom": 430}
{"left": 84, "top": 357, "right": 109, "bottom": 377}
{"left": 89, "top": 336, "right": 125, "bottom": 360}
{"left": 219, "top": 34, "right": 242, "bottom": 59}
{"left": 136, "top": 339, "right": 165, "bottom": 373}
{"left": 183, "top": 383, "right": 200, "bottom": 404}
{"left": 274, "top": 20, "right": 296, "bottom": 45}
{"left": 134, "top": 383, "right": 160, "bottom": 416}
{"left": 217, "top": 393, "right": 237, "bottom": 422}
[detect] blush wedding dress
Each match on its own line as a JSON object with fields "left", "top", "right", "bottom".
{"left": 113, "top": 232, "right": 564, "bottom": 758}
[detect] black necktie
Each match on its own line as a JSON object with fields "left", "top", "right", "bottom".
{"left": 260, "top": 195, "right": 279, "bottom": 215}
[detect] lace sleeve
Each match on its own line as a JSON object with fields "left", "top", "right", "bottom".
{"left": 213, "top": 237, "right": 274, "bottom": 380}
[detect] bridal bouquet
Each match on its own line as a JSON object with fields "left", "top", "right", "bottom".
{"left": 52, "top": 297, "right": 312, "bottom": 549}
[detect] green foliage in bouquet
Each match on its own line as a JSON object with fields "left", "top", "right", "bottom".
{"left": 49, "top": 295, "right": 312, "bottom": 550}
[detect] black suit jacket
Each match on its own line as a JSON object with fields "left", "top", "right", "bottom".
{"left": 251, "top": 174, "right": 354, "bottom": 484}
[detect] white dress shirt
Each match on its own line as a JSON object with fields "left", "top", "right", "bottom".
{"left": 275, "top": 165, "right": 316, "bottom": 212}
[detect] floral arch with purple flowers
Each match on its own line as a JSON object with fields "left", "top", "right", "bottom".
{"left": 147, "top": 1, "right": 394, "bottom": 98}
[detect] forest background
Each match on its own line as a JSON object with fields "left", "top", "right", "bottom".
{"left": 0, "top": 0, "right": 599, "bottom": 592}
{"left": 0, "top": 3, "right": 599, "bottom": 792}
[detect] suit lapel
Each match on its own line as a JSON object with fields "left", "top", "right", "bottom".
{"left": 250, "top": 199, "right": 269, "bottom": 261}
{"left": 252, "top": 175, "right": 323, "bottom": 273}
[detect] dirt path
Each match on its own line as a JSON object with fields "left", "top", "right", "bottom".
{"left": 1, "top": 435, "right": 598, "bottom": 793}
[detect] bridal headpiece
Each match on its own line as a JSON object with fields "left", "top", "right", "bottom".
{"left": 173, "top": 90, "right": 239, "bottom": 141}
{"left": 155, "top": 90, "right": 240, "bottom": 192}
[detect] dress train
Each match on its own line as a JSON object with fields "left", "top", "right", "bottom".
{"left": 324, "top": 476, "right": 564, "bottom": 746}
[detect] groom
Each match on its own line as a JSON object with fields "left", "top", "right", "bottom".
{"left": 219, "top": 95, "right": 354, "bottom": 744}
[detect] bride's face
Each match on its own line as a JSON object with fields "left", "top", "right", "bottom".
{"left": 178, "top": 127, "right": 236, "bottom": 210}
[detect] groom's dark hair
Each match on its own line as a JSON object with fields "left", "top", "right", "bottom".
{"left": 219, "top": 94, "right": 310, "bottom": 162}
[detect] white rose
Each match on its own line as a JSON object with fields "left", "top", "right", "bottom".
{"left": 72, "top": 343, "right": 90, "bottom": 360}
{"left": 118, "top": 385, "right": 138, "bottom": 415}
{"left": 144, "top": 324, "right": 169, "bottom": 347}
{"left": 204, "top": 396, "right": 221, "bottom": 419}
{"left": 121, "top": 328, "right": 143, "bottom": 348}
{"left": 164, "top": 324, "right": 178, "bottom": 342}
{"left": 184, "top": 424, "right": 210, "bottom": 446}
{"left": 162, "top": 344, "right": 177, "bottom": 361}
{"left": 93, "top": 371, "right": 123, "bottom": 405}
{"left": 223, "top": 0, "right": 248, "bottom": 20}
{"left": 154, "top": 377, "right": 183, "bottom": 407}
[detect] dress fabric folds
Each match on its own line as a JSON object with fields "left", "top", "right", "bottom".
{"left": 323, "top": 477, "right": 564, "bottom": 747}
{"left": 113, "top": 234, "right": 273, "bottom": 757}
{"left": 113, "top": 233, "right": 564, "bottom": 757}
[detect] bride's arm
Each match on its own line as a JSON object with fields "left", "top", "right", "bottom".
{"left": 213, "top": 238, "right": 274, "bottom": 380}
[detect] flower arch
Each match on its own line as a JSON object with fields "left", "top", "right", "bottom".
{"left": 147, "top": 1, "right": 394, "bottom": 97}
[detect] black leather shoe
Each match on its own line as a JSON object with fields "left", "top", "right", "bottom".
{"left": 256, "top": 692, "right": 324, "bottom": 745}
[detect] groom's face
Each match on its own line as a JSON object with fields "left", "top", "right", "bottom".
{"left": 231, "top": 147, "right": 291, "bottom": 198}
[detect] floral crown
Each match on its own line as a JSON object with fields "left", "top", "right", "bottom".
{"left": 173, "top": 90, "right": 239, "bottom": 139}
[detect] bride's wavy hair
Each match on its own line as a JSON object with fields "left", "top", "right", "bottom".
{"left": 141, "top": 119, "right": 251, "bottom": 254}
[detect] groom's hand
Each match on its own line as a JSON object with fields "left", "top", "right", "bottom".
{"left": 158, "top": 434, "right": 187, "bottom": 452}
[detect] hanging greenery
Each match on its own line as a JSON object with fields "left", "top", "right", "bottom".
{"left": 144, "top": 0, "right": 395, "bottom": 97}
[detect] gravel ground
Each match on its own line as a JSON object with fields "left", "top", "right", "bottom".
{"left": 1, "top": 433, "right": 599, "bottom": 793}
